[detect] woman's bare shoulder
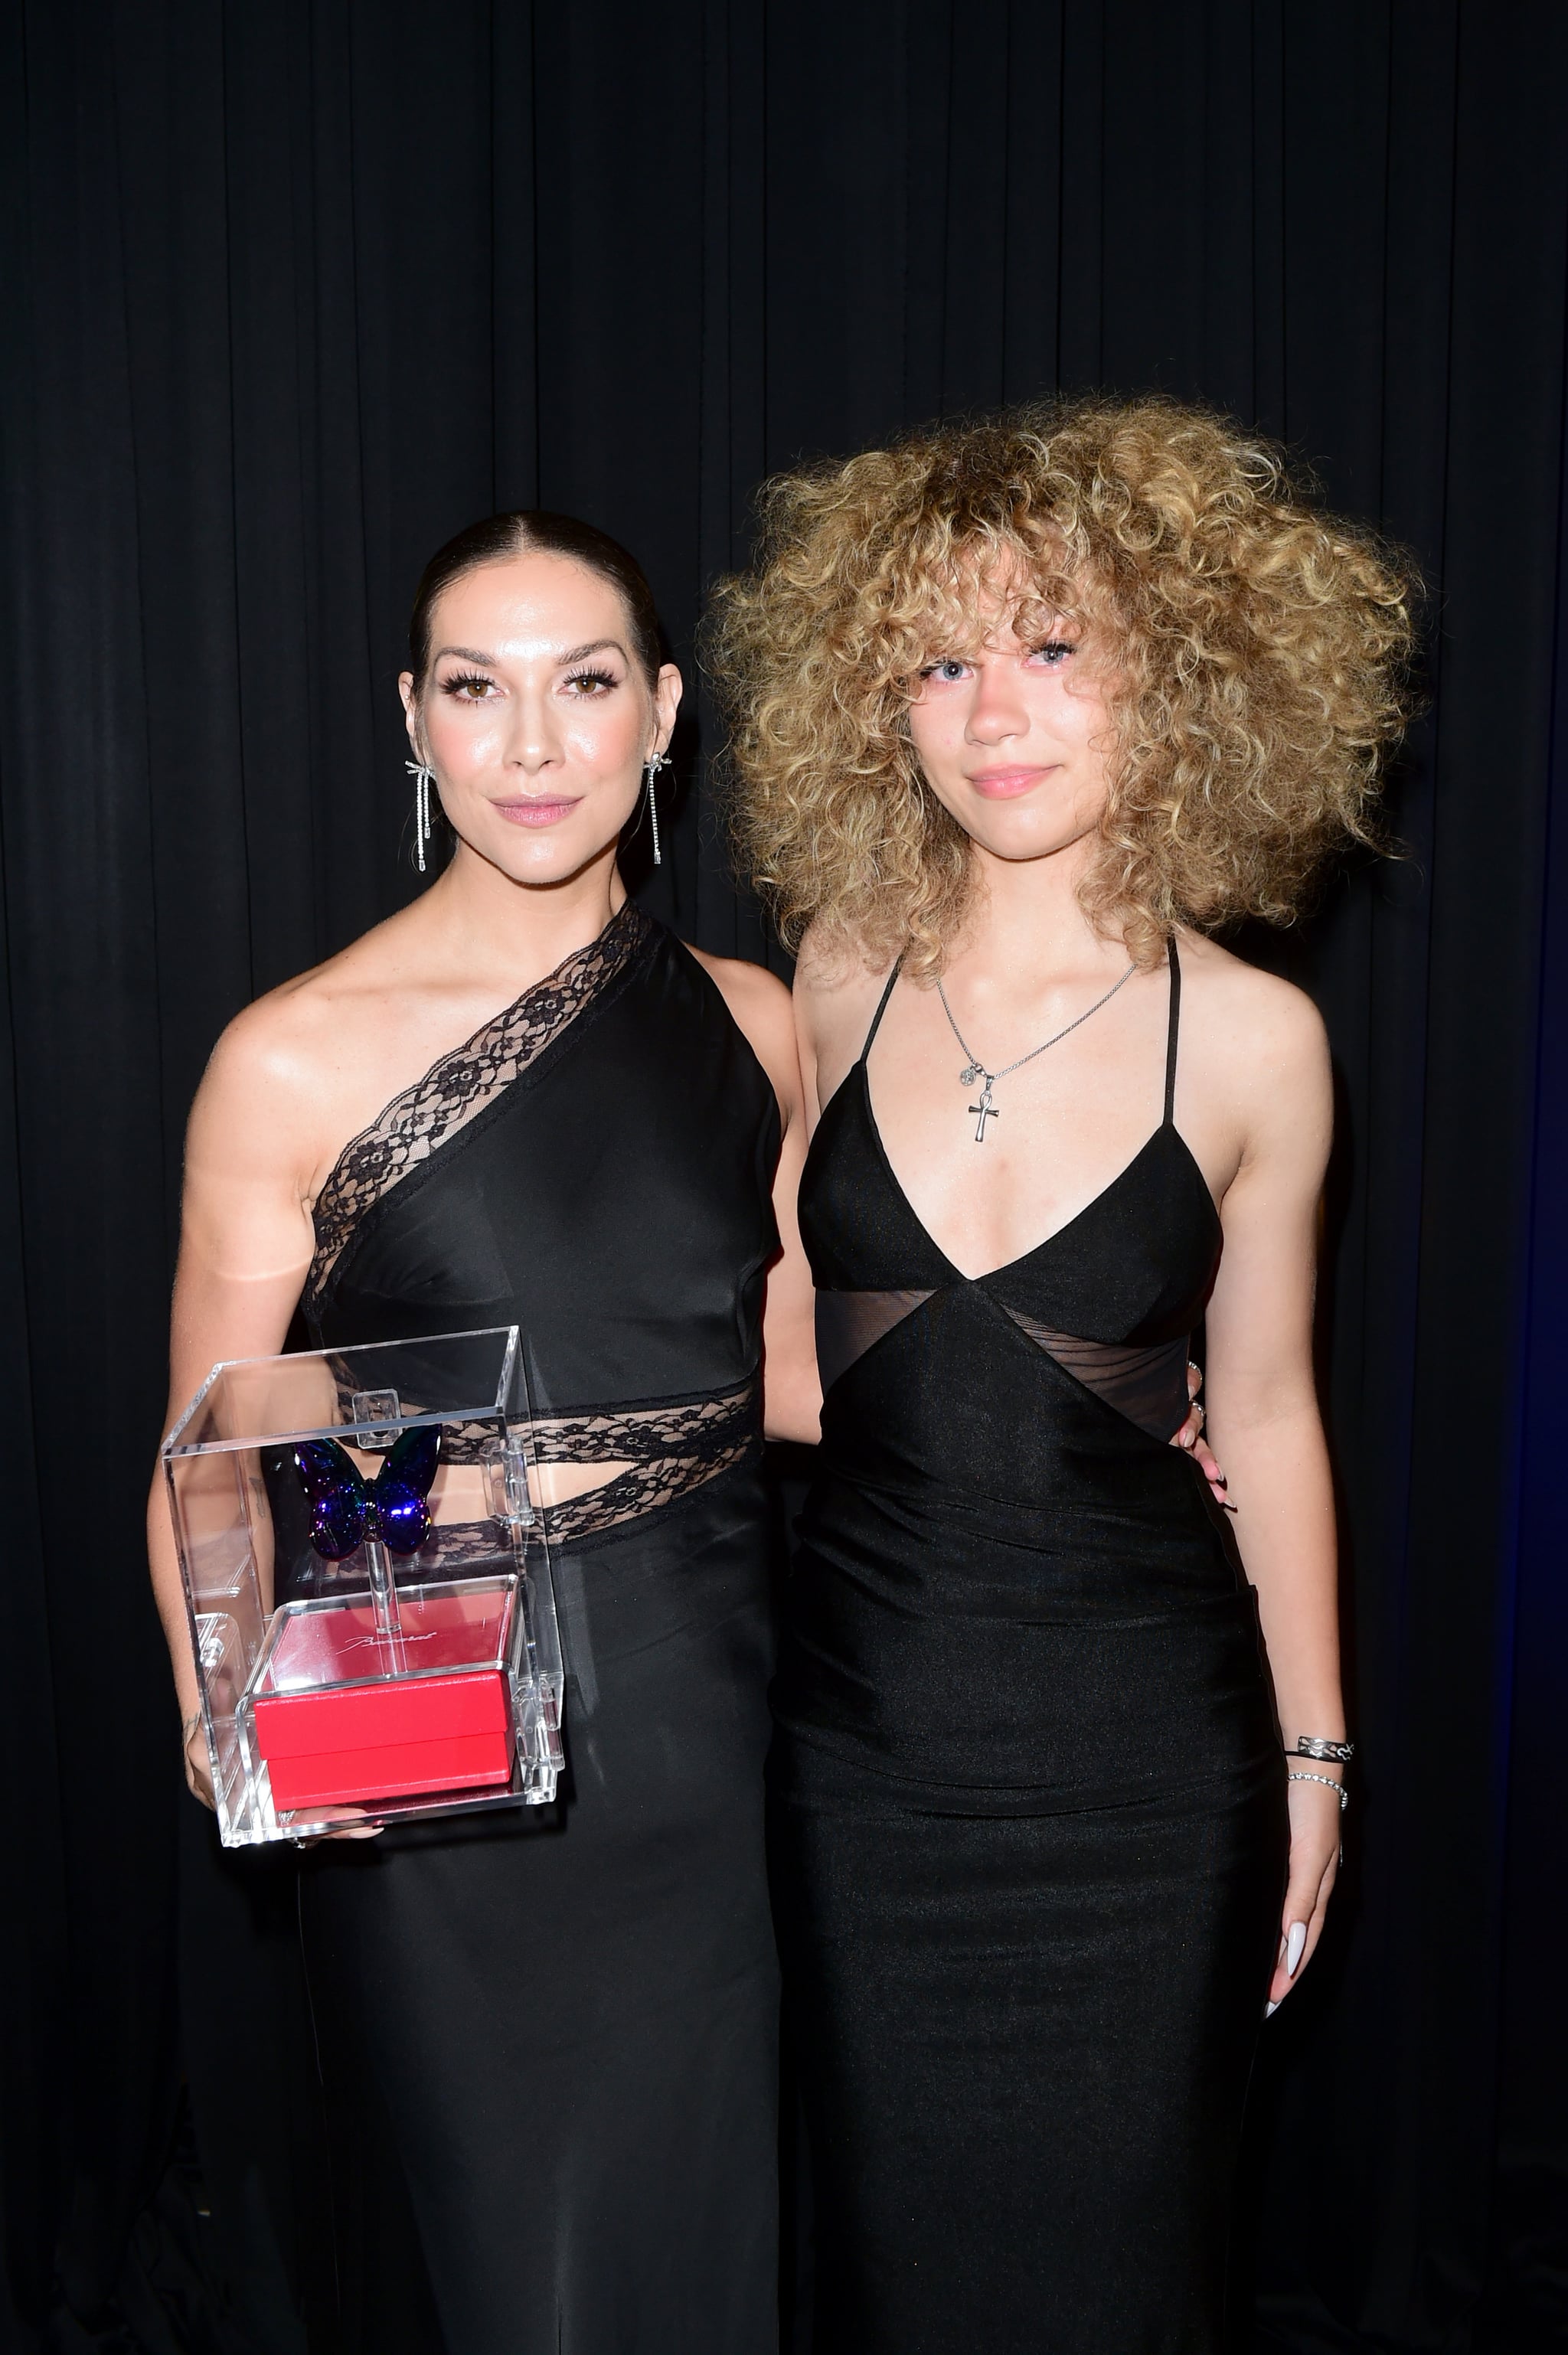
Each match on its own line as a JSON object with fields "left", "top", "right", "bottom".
{"left": 1176, "top": 931, "right": 1328, "bottom": 1064}
{"left": 193, "top": 912, "right": 423, "bottom": 1172}
{"left": 209, "top": 926, "right": 386, "bottom": 1082}
{"left": 792, "top": 923, "right": 893, "bottom": 1040}
{"left": 1174, "top": 931, "right": 1331, "bottom": 1164}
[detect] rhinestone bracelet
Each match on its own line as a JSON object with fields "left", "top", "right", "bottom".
{"left": 1288, "top": 1769, "right": 1348, "bottom": 1812}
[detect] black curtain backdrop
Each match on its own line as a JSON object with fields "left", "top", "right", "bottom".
{"left": 2, "top": 5, "right": 1565, "bottom": 2350}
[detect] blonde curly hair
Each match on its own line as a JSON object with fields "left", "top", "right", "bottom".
{"left": 706, "top": 397, "right": 1417, "bottom": 973}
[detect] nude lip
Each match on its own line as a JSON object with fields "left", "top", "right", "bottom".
{"left": 492, "top": 796, "right": 583, "bottom": 828}
{"left": 966, "top": 766, "right": 1058, "bottom": 799}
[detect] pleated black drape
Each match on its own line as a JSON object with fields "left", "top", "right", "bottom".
{"left": 2, "top": 5, "right": 1564, "bottom": 2349}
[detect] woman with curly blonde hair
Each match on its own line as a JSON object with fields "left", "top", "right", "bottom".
{"left": 709, "top": 397, "right": 1414, "bottom": 2353}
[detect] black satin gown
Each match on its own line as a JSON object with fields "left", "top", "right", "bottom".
{"left": 296, "top": 901, "right": 784, "bottom": 2355}
{"left": 769, "top": 942, "right": 1287, "bottom": 2353}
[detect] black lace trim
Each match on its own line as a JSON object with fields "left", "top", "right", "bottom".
{"left": 536, "top": 1378, "right": 761, "bottom": 1543}
{"left": 303, "top": 900, "right": 652, "bottom": 1307}
{"left": 530, "top": 1387, "right": 755, "bottom": 1464}
{"left": 366, "top": 1381, "right": 761, "bottom": 1544}
{"left": 540, "top": 1436, "right": 757, "bottom": 1545}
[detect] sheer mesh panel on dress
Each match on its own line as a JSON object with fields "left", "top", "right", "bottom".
{"left": 998, "top": 1308, "right": 1191, "bottom": 1441}
{"left": 815, "top": 1289, "right": 936, "bottom": 1393}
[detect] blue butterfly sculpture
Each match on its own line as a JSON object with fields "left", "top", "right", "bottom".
{"left": 292, "top": 1425, "right": 443, "bottom": 1561}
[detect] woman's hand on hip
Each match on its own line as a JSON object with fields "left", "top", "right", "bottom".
{"left": 1171, "top": 1361, "right": 1230, "bottom": 1507}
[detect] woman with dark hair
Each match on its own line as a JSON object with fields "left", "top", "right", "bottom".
{"left": 711, "top": 398, "right": 1415, "bottom": 2353}
{"left": 148, "top": 512, "right": 818, "bottom": 2353}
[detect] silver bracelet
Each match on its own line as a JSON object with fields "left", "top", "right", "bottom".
{"left": 1288, "top": 1769, "right": 1348, "bottom": 1812}
{"left": 1292, "top": 1734, "right": 1354, "bottom": 1765}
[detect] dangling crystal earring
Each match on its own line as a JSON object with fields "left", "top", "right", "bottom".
{"left": 405, "top": 759, "right": 436, "bottom": 873}
{"left": 643, "top": 752, "right": 670, "bottom": 867}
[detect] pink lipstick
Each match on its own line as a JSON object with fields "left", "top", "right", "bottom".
{"left": 493, "top": 796, "right": 583, "bottom": 828}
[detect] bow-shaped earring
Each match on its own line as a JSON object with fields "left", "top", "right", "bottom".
{"left": 643, "top": 751, "right": 671, "bottom": 867}
{"left": 406, "top": 759, "right": 436, "bottom": 873}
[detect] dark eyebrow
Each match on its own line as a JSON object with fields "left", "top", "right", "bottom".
{"left": 557, "top": 639, "right": 628, "bottom": 668}
{"left": 430, "top": 639, "right": 629, "bottom": 670}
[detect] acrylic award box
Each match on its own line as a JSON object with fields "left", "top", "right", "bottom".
{"left": 162, "top": 1326, "right": 564, "bottom": 1847}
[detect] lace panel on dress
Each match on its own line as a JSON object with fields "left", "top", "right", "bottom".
{"left": 303, "top": 900, "right": 651, "bottom": 1307}
{"left": 347, "top": 1378, "right": 762, "bottom": 1548}
{"left": 534, "top": 1378, "right": 762, "bottom": 1544}
{"left": 999, "top": 1308, "right": 1191, "bottom": 1441}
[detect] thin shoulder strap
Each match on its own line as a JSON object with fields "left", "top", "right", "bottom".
{"left": 861, "top": 959, "right": 903, "bottom": 1063}
{"left": 1163, "top": 937, "right": 1182, "bottom": 1125}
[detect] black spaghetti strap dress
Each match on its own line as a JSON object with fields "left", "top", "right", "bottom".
{"left": 769, "top": 942, "right": 1288, "bottom": 2353}
{"left": 296, "top": 901, "right": 783, "bottom": 2355}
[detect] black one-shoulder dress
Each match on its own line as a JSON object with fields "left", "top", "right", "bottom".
{"left": 297, "top": 901, "right": 783, "bottom": 2355}
{"left": 769, "top": 943, "right": 1287, "bottom": 2353}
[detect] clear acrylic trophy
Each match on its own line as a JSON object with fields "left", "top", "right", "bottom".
{"left": 162, "top": 1325, "right": 564, "bottom": 1847}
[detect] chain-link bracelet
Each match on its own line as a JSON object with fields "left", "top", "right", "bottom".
{"left": 1288, "top": 1768, "right": 1348, "bottom": 1811}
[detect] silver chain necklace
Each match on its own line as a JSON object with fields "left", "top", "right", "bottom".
{"left": 935, "top": 962, "right": 1138, "bottom": 1142}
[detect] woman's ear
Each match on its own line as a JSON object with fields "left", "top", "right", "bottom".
{"left": 398, "top": 671, "right": 424, "bottom": 757}
{"left": 653, "top": 661, "right": 684, "bottom": 756}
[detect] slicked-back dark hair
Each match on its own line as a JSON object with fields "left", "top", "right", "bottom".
{"left": 407, "top": 510, "right": 665, "bottom": 692}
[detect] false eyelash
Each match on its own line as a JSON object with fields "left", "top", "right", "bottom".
{"left": 565, "top": 668, "right": 618, "bottom": 691}
{"left": 439, "top": 670, "right": 495, "bottom": 697}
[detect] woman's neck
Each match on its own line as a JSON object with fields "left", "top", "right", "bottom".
{"left": 415, "top": 838, "right": 626, "bottom": 996}
{"left": 955, "top": 836, "right": 1125, "bottom": 985}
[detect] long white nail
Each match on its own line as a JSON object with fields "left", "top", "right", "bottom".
{"left": 1264, "top": 1999, "right": 1279, "bottom": 2017}
{"left": 1285, "top": 1922, "right": 1307, "bottom": 1978}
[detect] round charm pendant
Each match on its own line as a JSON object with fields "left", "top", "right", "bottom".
{"left": 959, "top": 1062, "right": 982, "bottom": 1086}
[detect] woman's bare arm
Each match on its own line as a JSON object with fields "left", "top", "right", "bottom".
{"left": 1201, "top": 982, "right": 1342, "bottom": 2008}
{"left": 149, "top": 1000, "right": 323, "bottom": 1784}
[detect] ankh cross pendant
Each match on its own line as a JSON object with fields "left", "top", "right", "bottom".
{"left": 969, "top": 1079, "right": 999, "bottom": 1142}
